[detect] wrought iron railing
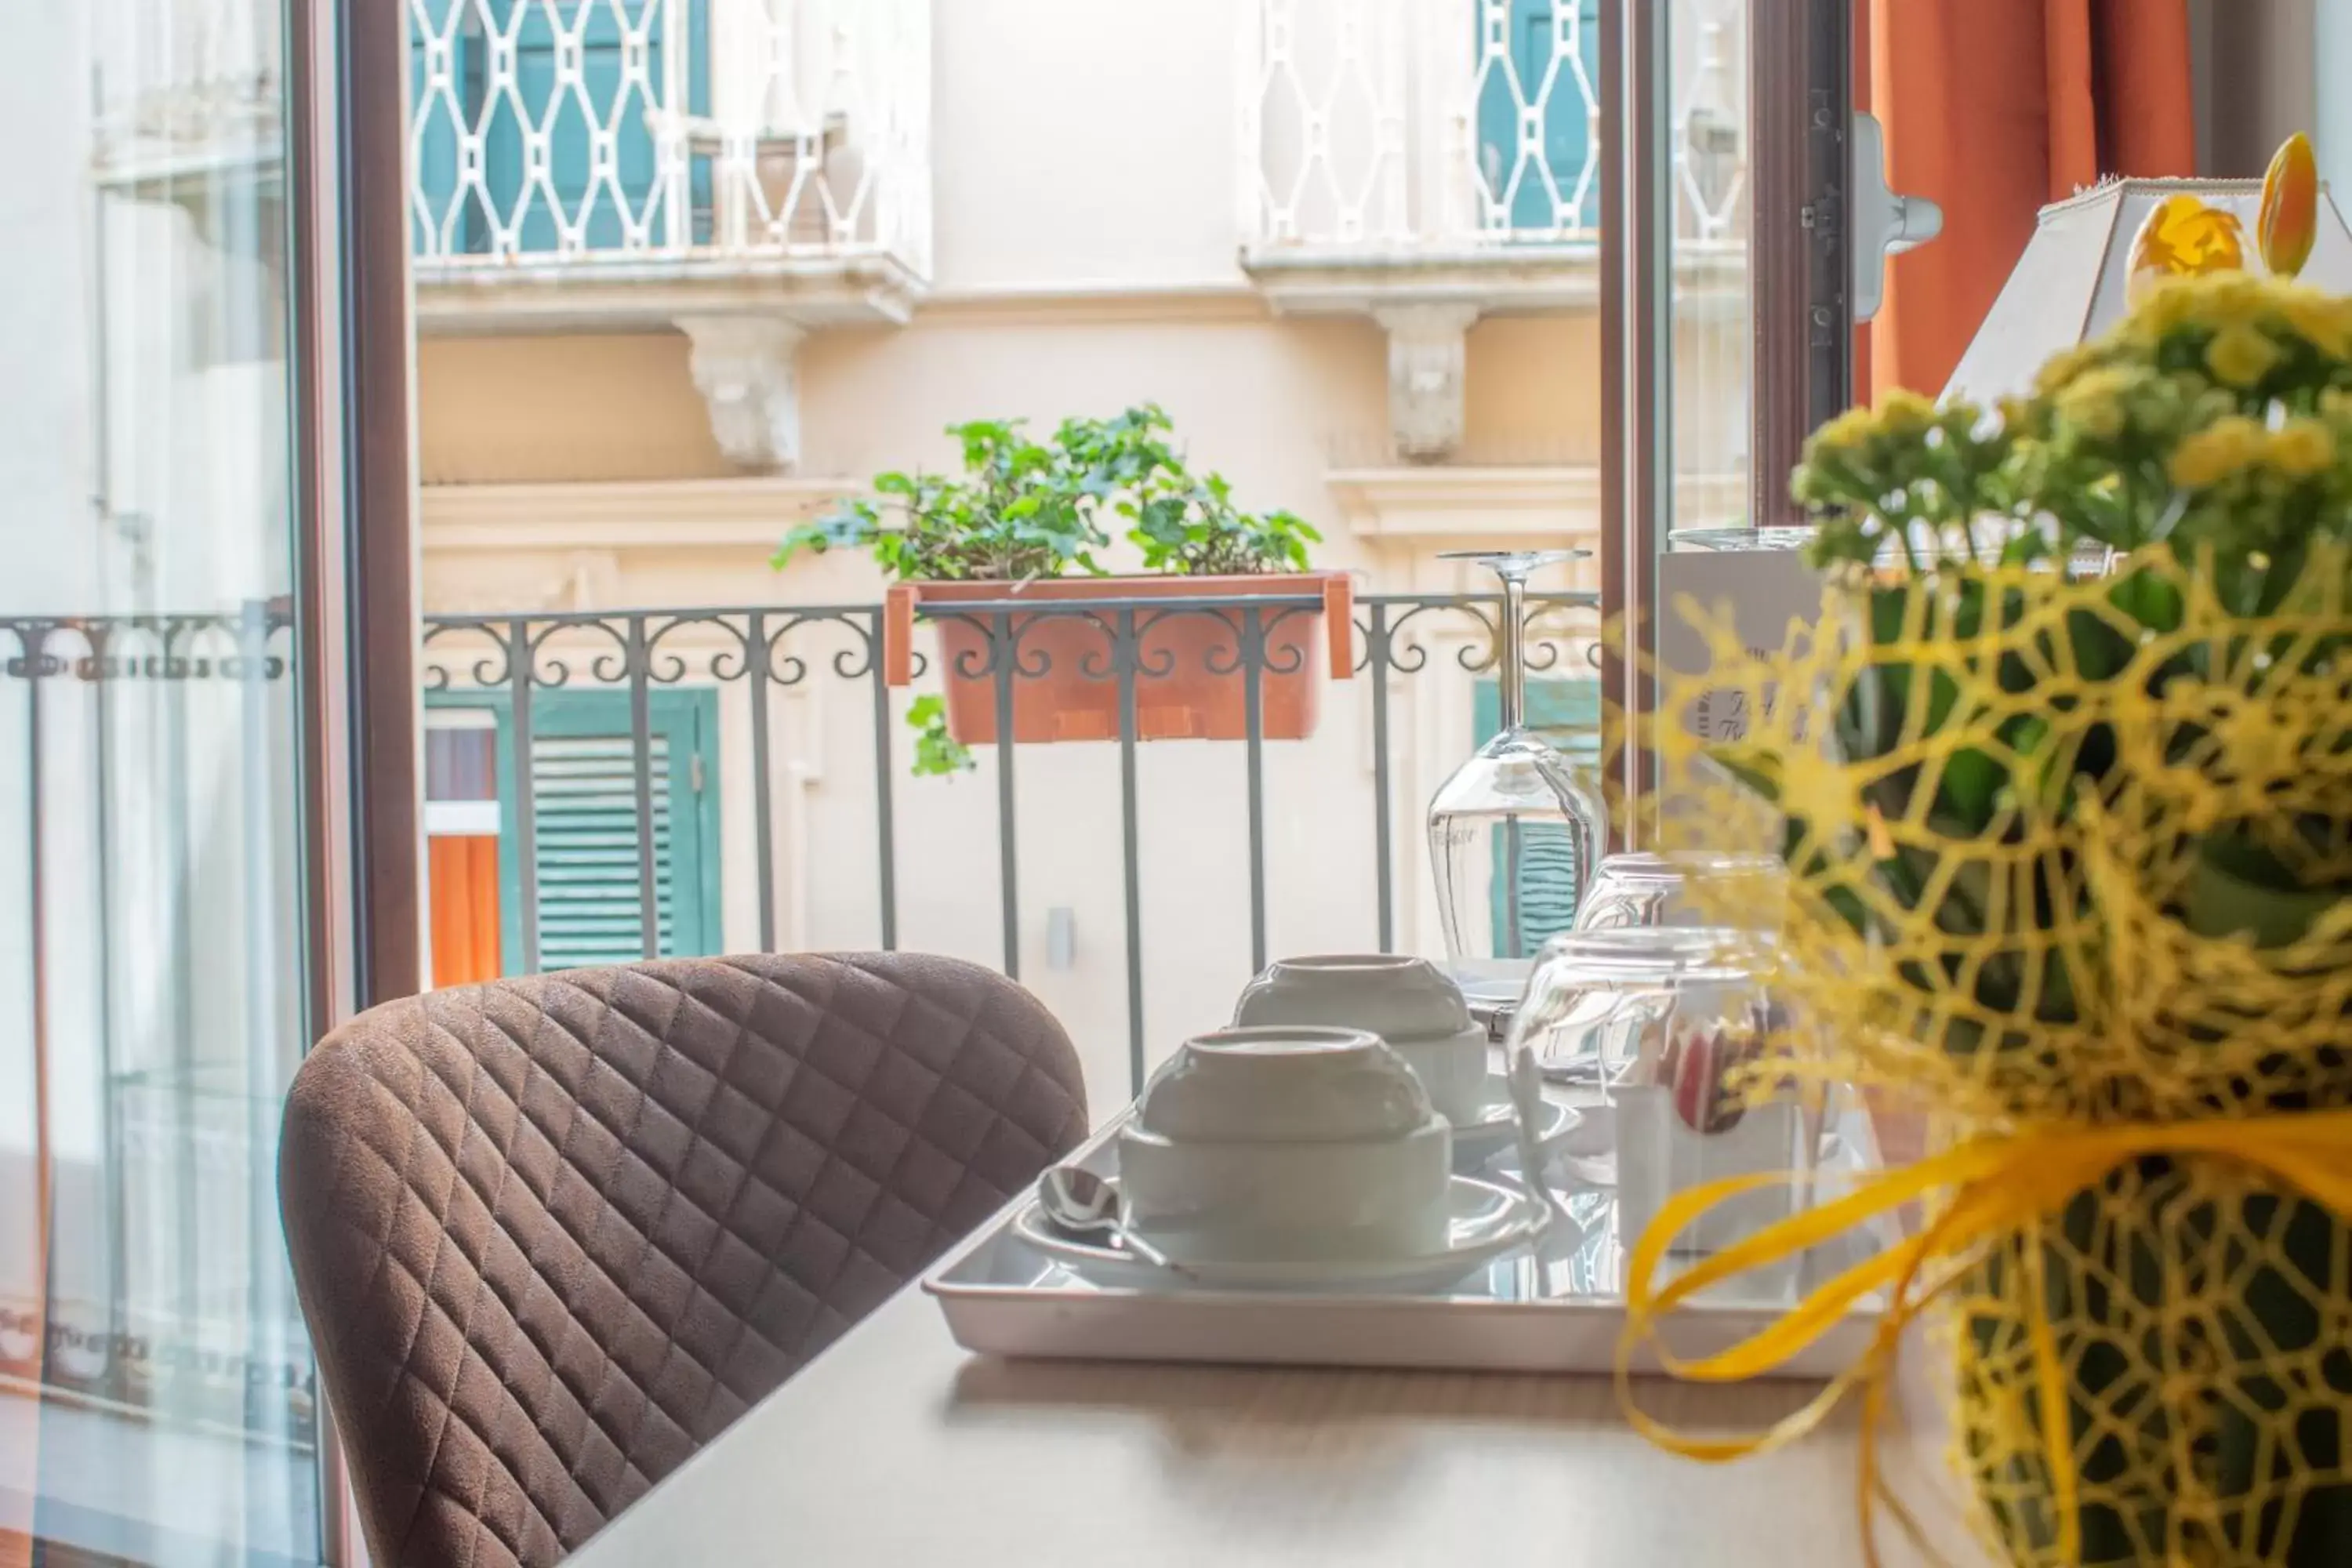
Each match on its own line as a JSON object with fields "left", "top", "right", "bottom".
{"left": 404, "top": 0, "right": 931, "bottom": 274}
{"left": 422, "top": 590, "right": 1602, "bottom": 1094}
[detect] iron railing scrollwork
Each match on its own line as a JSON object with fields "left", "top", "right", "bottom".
{"left": 419, "top": 590, "right": 1599, "bottom": 1097}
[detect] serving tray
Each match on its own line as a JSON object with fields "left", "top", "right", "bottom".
{"left": 924, "top": 1092, "right": 1893, "bottom": 1378}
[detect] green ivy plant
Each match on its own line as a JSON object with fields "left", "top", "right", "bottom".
{"left": 775, "top": 404, "right": 1320, "bottom": 776}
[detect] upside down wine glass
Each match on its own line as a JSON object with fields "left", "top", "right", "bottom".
{"left": 1426, "top": 550, "right": 1607, "bottom": 1007}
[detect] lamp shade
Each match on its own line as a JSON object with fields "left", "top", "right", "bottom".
{"left": 1943, "top": 177, "right": 2352, "bottom": 405}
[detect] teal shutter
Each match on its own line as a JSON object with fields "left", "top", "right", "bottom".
{"left": 407, "top": 0, "right": 474, "bottom": 254}
{"left": 478, "top": 0, "right": 710, "bottom": 254}
{"left": 1474, "top": 677, "right": 1602, "bottom": 956}
{"left": 424, "top": 688, "right": 722, "bottom": 973}
{"left": 1474, "top": 0, "right": 1600, "bottom": 232}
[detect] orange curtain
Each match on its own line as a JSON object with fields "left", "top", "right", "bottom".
{"left": 428, "top": 836, "right": 504, "bottom": 988}
{"left": 1867, "top": 0, "right": 2196, "bottom": 398}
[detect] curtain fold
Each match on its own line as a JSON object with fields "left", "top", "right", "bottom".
{"left": 1867, "top": 0, "right": 2196, "bottom": 398}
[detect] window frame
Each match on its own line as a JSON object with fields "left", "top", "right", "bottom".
{"left": 1597, "top": 0, "right": 1853, "bottom": 841}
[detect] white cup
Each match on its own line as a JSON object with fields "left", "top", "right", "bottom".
{"left": 1232, "top": 954, "right": 1491, "bottom": 1127}
{"left": 1116, "top": 1026, "right": 1453, "bottom": 1263}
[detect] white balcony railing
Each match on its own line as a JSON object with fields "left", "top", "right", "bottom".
{"left": 405, "top": 0, "right": 931, "bottom": 279}
{"left": 1240, "top": 0, "right": 1748, "bottom": 258}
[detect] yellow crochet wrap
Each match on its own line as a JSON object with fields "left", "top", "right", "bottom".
{"left": 1627, "top": 546, "right": 2352, "bottom": 1567}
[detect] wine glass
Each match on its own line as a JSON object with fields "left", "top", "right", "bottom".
{"left": 1425, "top": 550, "right": 1606, "bottom": 1007}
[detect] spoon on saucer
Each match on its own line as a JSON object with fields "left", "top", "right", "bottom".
{"left": 1033, "top": 1165, "right": 1187, "bottom": 1274}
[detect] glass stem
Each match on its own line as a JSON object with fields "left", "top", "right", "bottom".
{"left": 1497, "top": 572, "right": 1526, "bottom": 731}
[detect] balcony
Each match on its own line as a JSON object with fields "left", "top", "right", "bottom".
{"left": 1237, "top": 0, "right": 1750, "bottom": 457}
{"left": 405, "top": 0, "right": 932, "bottom": 466}
{"left": 414, "top": 586, "right": 1602, "bottom": 1102}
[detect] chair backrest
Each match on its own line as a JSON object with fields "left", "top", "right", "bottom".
{"left": 281, "top": 953, "right": 1087, "bottom": 1567}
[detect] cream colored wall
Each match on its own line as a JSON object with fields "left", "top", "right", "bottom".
{"left": 412, "top": 0, "right": 1754, "bottom": 1109}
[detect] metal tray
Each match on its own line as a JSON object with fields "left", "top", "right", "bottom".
{"left": 924, "top": 1098, "right": 1892, "bottom": 1378}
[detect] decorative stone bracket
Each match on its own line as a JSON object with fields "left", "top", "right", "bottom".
{"left": 678, "top": 315, "right": 808, "bottom": 473}
{"left": 1371, "top": 303, "right": 1480, "bottom": 463}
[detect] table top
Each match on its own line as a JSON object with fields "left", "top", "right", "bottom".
{"left": 569, "top": 1276, "right": 1991, "bottom": 1567}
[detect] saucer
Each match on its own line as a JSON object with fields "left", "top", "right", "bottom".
{"left": 1446, "top": 1078, "right": 1591, "bottom": 1167}
{"left": 1014, "top": 1174, "right": 1547, "bottom": 1294}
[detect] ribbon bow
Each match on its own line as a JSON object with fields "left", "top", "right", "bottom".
{"left": 1614, "top": 1106, "right": 2352, "bottom": 1566}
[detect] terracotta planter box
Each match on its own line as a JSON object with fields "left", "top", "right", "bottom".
{"left": 883, "top": 573, "right": 1355, "bottom": 745}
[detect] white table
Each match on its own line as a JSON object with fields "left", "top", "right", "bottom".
{"left": 568, "top": 1274, "right": 1991, "bottom": 1566}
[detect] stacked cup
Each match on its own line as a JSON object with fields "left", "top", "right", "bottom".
{"left": 1115, "top": 1026, "right": 1454, "bottom": 1265}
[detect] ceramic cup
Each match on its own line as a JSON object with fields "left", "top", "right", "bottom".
{"left": 1116, "top": 1025, "right": 1453, "bottom": 1263}
{"left": 1232, "top": 954, "right": 1490, "bottom": 1127}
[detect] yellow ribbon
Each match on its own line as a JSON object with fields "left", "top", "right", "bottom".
{"left": 1613, "top": 1105, "right": 2352, "bottom": 1567}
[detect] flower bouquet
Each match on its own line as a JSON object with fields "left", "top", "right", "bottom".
{"left": 1621, "top": 180, "right": 2352, "bottom": 1565}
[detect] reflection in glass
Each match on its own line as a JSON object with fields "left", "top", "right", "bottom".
{"left": 1667, "top": 0, "right": 1752, "bottom": 539}
{"left": 2, "top": 0, "right": 320, "bottom": 1558}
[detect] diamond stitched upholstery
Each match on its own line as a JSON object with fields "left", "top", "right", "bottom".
{"left": 281, "top": 953, "right": 1087, "bottom": 1568}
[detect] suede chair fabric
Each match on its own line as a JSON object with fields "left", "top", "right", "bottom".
{"left": 281, "top": 953, "right": 1087, "bottom": 1567}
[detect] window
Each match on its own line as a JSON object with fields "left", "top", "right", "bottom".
{"left": 1474, "top": 0, "right": 1603, "bottom": 233}
{"left": 408, "top": 0, "right": 711, "bottom": 256}
{"left": 425, "top": 689, "right": 722, "bottom": 978}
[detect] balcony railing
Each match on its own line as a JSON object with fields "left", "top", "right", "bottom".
{"left": 1239, "top": 0, "right": 1748, "bottom": 256}
{"left": 419, "top": 590, "right": 1602, "bottom": 1098}
{"left": 405, "top": 0, "right": 931, "bottom": 278}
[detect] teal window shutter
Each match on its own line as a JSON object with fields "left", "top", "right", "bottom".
{"left": 408, "top": 0, "right": 475, "bottom": 254}
{"left": 1473, "top": 0, "right": 1600, "bottom": 232}
{"left": 1472, "top": 676, "right": 1601, "bottom": 956}
{"left": 479, "top": 0, "right": 711, "bottom": 255}
{"left": 425, "top": 688, "right": 723, "bottom": 973}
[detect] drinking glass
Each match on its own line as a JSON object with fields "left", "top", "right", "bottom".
{"left": 1426, "top": 550, "right": 1606, "bottom": 1005}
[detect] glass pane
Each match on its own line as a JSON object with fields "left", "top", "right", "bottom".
{"left": 1667, "top": 0, "right": 1752, "bottom": 542}
{"left": 1, "top": 0, "right": 320, "bottom": 1559}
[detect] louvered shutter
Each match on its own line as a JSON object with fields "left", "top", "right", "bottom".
{"left": 528, "top": 732, "right": 682, "bottom": 967}
{"left": 424, "top": 688, "right": 720, "bottom": 975}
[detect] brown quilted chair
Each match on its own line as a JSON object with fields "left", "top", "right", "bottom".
{"left": 281, "top": 953, "right": 1087, "bottom": 1568}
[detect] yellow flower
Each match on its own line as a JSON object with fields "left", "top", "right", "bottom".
{"left": 2169, "top": 416, "right": 2267, "bottom": 489}
{"left": 2275, "top": 286, "right": 2352, "bottom": 358}
{"left": 2260, "top": 132, "right": 2320, "bottom": 280}
{"left": 1876, "top": 389, "right": 1936, "bottom": 437}
{"left": 2054, "top": 368, "right": 2137, "bottom": 441}
{"left": 2034, "top": 343, "right": 2102, "bottom": 397}
{"left": 2266, "top": 418, "right": 2338, "bottom": 478}
{"left": 2206, "top": 325, "right": 2283, "bottom": 388}
{"left": 1809, "top": 406, "right": 1877, "bottom": 454}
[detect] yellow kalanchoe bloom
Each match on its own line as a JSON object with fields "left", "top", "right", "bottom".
{"left": 1808, "top": 405, "right": 1876, "bottom": 455}
{"left": 2168, "top": 414, "right": 2267, "bottom": 489}
{"left": 2259, "top": 132, "right": 2320, "bottom": 280}
{"left": 2267, "top": 417, "right": 2337, "bottom": 479}
{"left": 1875, "top": 388, "right": 1936, "bottom": 437}
{"left": 2054, "top": 367, "right": 2138, "bottom": 441}
{"left": 2277, "top": 286, "right": 2352, "bottom": 357}
{"left": 2206, "top": 324, "right": 2283, "bottom": 388}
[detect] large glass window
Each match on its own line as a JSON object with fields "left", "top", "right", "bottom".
{"left": 2, "top": 0, "right": 331, "bottom": 1559}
